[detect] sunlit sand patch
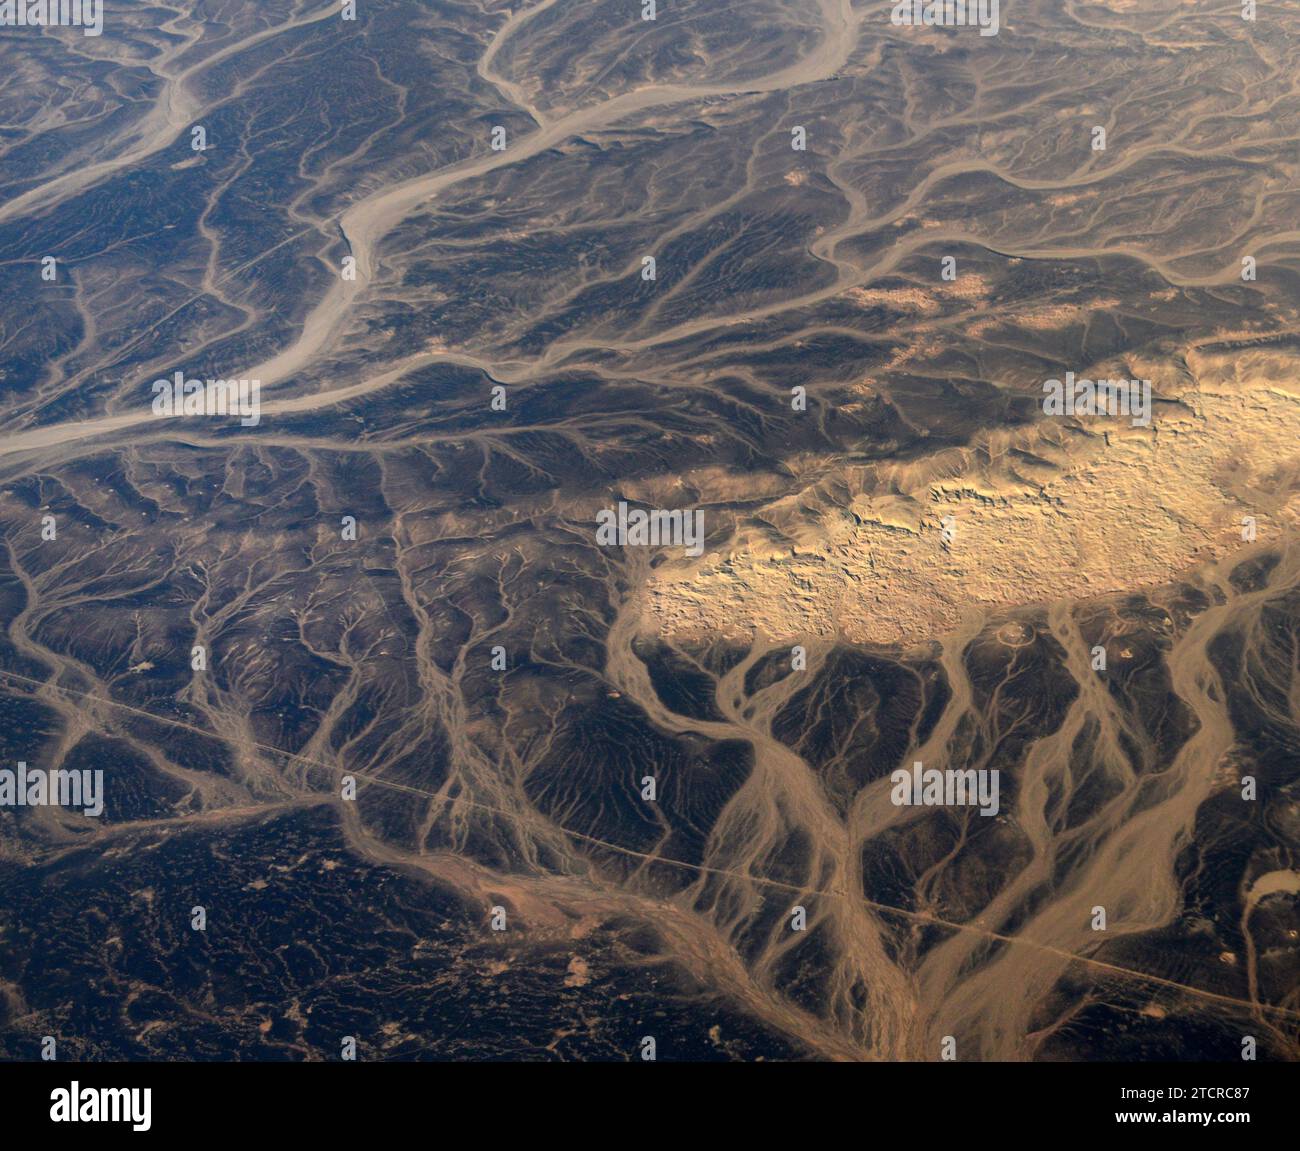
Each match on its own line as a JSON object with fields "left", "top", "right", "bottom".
{"left": 943, "top": 272, "right": 990, "bottom": 300}
{"left": 644, "top": 350, "right": 1300, "bottom": 644}
{"left": 967, "top": 298, "right": 1121, "bottom": 338}
{"left": 845, "top": 286, "right": 938, "bottom": 312}
{"left": 1016, "top": 299, "right": 1121, "bottom": 329}
{"left": 843, "top": 273, "right": 989, "bottom": 317}
{"left": 564, "top": 956, "right": 591, "bottom": 987}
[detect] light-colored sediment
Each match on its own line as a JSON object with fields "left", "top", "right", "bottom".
{"left": 645, "top": 348, "right": 1300, "bottom": 644}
